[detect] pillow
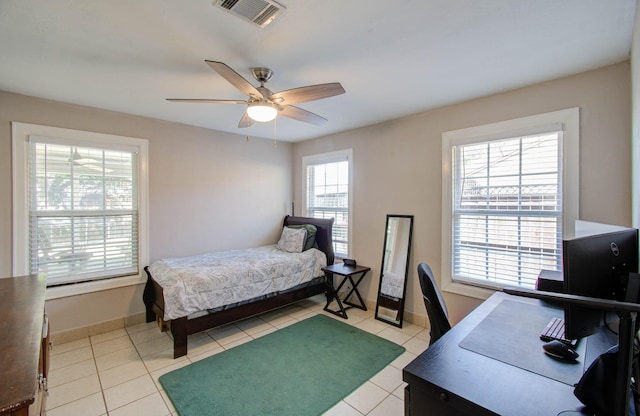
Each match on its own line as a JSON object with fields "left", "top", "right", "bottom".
{"left": 288, "top": 224, "right": 318, "bottom": 251}
{"left": 277, "top": 226, "right": 307, "bottom": 253}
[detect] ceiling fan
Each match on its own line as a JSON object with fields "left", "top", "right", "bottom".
{"left": 167, "top": 60, "right": 345, "bottom": 128}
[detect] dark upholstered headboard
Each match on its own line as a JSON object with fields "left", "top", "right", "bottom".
{"left": 283, "top": 215, "right": 335, "bottom": 265}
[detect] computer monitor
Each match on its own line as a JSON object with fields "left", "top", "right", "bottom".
{"left": 563, "top": 221, "right": 639, "bottom": 340}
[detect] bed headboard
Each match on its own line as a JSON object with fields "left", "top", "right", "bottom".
{"left": 283, "top": 215, "right": 335, "bottom": 265}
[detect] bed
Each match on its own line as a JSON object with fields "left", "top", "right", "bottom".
{"left": 143, "top": 215, "right": 335, "bottom": 358}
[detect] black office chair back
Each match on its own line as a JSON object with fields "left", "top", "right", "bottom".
{"left": 418, "top": 263, "right": 452, "bottom": 345}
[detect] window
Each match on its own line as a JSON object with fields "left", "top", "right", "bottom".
{"left": 12, "top": 123, "right": 148, "bottom": 295}
{"left": 442, "top": 108, "right": 579, "bottom": 297}
{"left": 302, "top": 149, "right": 353, "bottom": 258}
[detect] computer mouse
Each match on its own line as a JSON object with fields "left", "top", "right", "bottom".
{"left": 543, "top": 340, "right": 579, "bottom": 361}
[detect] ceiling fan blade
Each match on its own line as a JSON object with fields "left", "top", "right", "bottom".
{"left": 166, "top": 98, "right": 246, "bottom": 104}
{"left": 238, "top": 112, "right": 254, "bottom": 128}
{"left": 270, "top": 82, "right": 345, "bottom": 105}
{"left": 278, "top": 105, "right": 328, "bottom": 125}
{"left": 205, "top": 60, "right": 263, "bottom": 99}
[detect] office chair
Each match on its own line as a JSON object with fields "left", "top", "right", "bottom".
{"left": 418, "top": 263, "right": 452, "bottom": 345}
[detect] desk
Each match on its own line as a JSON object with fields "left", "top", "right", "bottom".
{"left": 402, "top": 292, "right": 617, "bottom": 416}
{"left": 322, "top": 264, "right": 370, "bottom": 319}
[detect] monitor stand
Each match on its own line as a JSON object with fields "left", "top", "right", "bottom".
{"left": 613, "top": 311, "right": 637, "bottom": 416}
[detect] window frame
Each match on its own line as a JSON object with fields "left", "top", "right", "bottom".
{"left": 441, "top": 108, "right": 579, "bottom": 299}
{"left": 302, "top": 149, "right": 353, "bottom": 259}
{"left": 12, "top": 122, "right": 149, "bottom": 300}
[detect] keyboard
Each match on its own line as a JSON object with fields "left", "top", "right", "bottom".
{"left": 540, "top": 317, "right": 579, "bottom": 349}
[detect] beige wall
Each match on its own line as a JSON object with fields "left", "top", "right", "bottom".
{"left": 293, "top": 62, "right": 632, "bottom": 324}
{"left": 0, "top": 91, "right": 293, "bottom": 335}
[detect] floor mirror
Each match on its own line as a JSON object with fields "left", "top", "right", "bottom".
{"left": 375, "top": 214, "right": 413, "bottom": 327}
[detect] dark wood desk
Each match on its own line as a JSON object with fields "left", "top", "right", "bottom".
{"left": 0, "top": 275, "right": 49, "bottom": 416}
{"left": 403, "top": 292, "right": 616, "bottom": 416}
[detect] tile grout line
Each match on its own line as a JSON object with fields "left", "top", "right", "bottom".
{"left": 45, "top": 341, "right": 101, "bottom": 414}
{"left": 88, "top": 338, "right": 109, "bottom": 416}
{"left": 128, "top": 327, "right": 176, "bottom": 414}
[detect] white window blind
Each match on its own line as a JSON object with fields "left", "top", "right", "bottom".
{"left": 451, "top": 132, "right": 563, "bottom": 288}
{"left": 303, "top": 150, "right": 352, "bottom": 258}
{"left": 28, "top": 139, "right": 139, "bottom": 286}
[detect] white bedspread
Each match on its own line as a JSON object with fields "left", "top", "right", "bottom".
{"left": 148, "top": 245, "right": 327, "bottom": 320}
{"left": 381, "top": 272, "right": 405, "bottom": 299}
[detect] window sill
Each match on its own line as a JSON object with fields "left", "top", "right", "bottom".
{"left": 441, "top": 279, "right": 497, "bottom": 301}
{"left": 45, "top": 274, "right": 146, "bottom": 300}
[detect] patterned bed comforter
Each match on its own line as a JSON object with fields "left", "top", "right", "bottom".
{"left": 148, "top": 245, "right": 327, "bottom": 320}
{"left": 381, "top": 272, "right": 405, "bottom": 300}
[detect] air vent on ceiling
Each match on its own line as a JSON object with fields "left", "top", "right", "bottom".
{"left": 215, "top": 0, "right": 285, "bottom": 28}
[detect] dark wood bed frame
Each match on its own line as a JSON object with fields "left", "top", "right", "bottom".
{"left": 143, "top": 215, "right": 335, "bottom": 358}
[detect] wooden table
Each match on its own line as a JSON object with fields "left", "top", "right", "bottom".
{"left": 322, "top": 263, "right": 370, "bottom": 319}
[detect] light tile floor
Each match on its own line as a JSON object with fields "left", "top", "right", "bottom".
{"left": 46, "top": 295, "right": 430, "bottom": 416}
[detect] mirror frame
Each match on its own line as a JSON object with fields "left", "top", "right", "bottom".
{"left": 375, "top": 214, "right": 413, "bottom": 328}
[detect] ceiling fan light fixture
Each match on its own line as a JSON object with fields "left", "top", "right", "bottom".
{"left": 247, "top": 101, "right": 277, "bottom": 122}
{"left": 168, "top": 60, "right": 344, "bottom": 127}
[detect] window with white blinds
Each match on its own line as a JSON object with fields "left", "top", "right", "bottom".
{"left": 302, "top": 149, "right": 353, "bottom": 258}
{"left": 451, "top": 133, "right": 562, "bottom": 288}
{"left": 29, "top": 140, "right": 138, "bottom": 285}
{"left": 442, "top": 109, "right": 579, "bottom": 293}
{"left": 12, "top": 123, "right": 148, "bottom": 289}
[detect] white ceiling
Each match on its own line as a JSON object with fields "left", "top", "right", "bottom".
{"left": 0, "top": 0, "right": 635, "bottom": 142}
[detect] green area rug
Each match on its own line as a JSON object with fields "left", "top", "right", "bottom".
{"left": 159, "top": 314, "right": 405, "bottom": 416}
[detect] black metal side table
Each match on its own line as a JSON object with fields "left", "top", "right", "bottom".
{"left": 322, "top": 263, "right": 370, "bottom": 319}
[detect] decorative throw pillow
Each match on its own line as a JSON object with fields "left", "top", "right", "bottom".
{"left": 277, "top": 227, "right": 307, "bottom": 253}
{"left": 288, "top": 224, "right": 318, "bottom": 251}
